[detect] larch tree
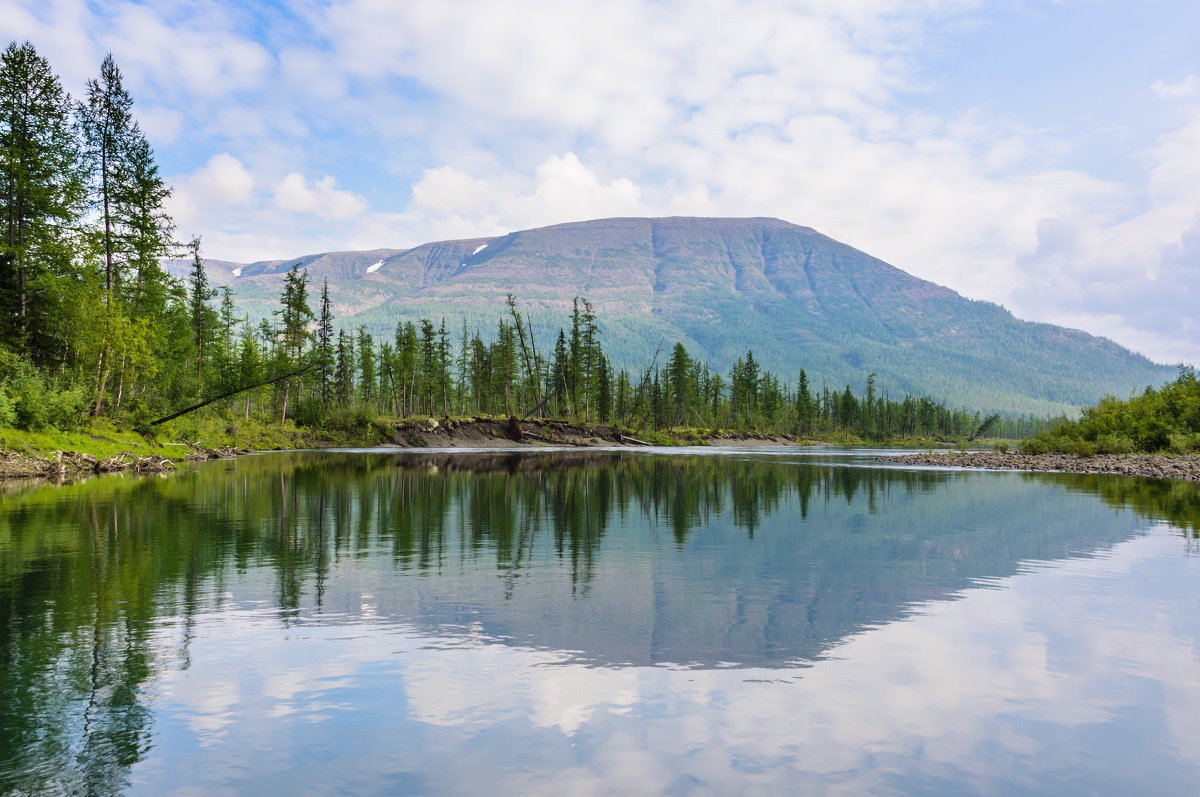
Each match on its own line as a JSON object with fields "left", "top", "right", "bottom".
{"left": 80, "top": 53, "right": 135, "bottom": 302}
{"left": 275, "top": 263, "right": 313, "bottom": 422}
{"left": 0, "top": 41, "right": 86, "bottom": 361}
{"left": 115, "top": 132, "right": 174, "bottom": 318}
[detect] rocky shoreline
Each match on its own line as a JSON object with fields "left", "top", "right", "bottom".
{"left": 878, "top": 451, "right": 1200, "bottom": 481}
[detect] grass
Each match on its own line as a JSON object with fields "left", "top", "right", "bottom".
{"left": 0, "top": 419, "right": 182, "bottom": 460}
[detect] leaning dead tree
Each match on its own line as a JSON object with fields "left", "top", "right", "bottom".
{"left": 149, "top": 364, "right": 315, "bottom": 426}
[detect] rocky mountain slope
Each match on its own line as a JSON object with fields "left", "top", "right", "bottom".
{"left": 172, "top": 217, "right": 1174, "bottom": 414}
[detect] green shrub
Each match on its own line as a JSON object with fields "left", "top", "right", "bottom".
{"left": 44, "top": 384, "right": 87, "bottom": 429}
{"left": 0, "top": 350, "right": 87, "bottom": 432}
{"left": 1019, "top": 436, "right": 1052, "bottom": 455}
{"left": 292, "top": 399, "right": 375, "bottom": 433}
{"left": 1095, "top": 433, "right": 1135, "bottom": 455}
{"left": 1071, "top": 439, "right": 1098, "bottom": 457}
{"left": 0, "top": 384, "right": 15, "bottom": 428}
{"left": 1168, "top": 432, "right": 1200, "bottom": 454}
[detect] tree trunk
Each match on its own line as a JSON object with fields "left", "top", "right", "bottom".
{"left": 102, "top": 142, "right": 113, "bottom": 299}
{"left": 93, "top": 346, "right": 111, "bottom": 418}
{"left": 389, "top": 370, "right": 399, "bottom": 418}
{"left": 115, "top": 355, "right": 127, "bottom": 409}
{"left": 17, "top": 207, "right": 26, "bottom": 342}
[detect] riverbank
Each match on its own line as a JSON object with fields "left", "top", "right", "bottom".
{"left": 0, "top": 444, "right": 247, "bottom": 479}
{"left": 0, "top": 417, "right": 804, "bottom": 480}
{"left": 878, "top": 451, "right": 1200, "bottom": 481}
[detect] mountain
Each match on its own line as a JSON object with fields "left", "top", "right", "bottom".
{"left": 171, "top": 217, "right": 1174, "bottom": 414}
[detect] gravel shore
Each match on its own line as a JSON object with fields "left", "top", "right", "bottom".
{"left": 878, "top": 451, "right": 1200, "bottom": 481}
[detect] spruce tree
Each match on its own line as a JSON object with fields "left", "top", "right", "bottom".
{"left": 275, "top": 263, "right": 313, "bottom": 422}
{"left": 356, "top": 325, "right": 374, "bottom": 405}
{"left": 437, "top": 318, "right": 451, "bottom": 416}
{"left": 795, "top": 369, "right": 814, "bottom": 435}
{"left": 668, "top": 342, "right": 692, "bottom": 426}
{"left": 596, "top": 354, "right": 612, "bottom": 423}
{"left": 315, "top": 278, "right": 334, "bottom": 403}
{"left": 186, "top": 237, "right": 215, "bottom": 390}
{"left": 580, "top": 299, "right": 598, "bottom": 421}
{"left": 334, "top": 329, "right": 351, "bottom": 405}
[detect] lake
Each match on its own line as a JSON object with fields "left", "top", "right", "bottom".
{"left": 2, "top": 447, "right": 1199, "bottom": 795}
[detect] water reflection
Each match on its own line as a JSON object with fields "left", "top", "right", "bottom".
{"left": 131, "top": 534, "right": 1199, "bottom": 796}
{"left": 1, "top": 449, "right": 1198, "bottom": 795}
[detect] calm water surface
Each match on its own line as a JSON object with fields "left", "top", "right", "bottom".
{"left": 1, "top": 447, "right": 1199, "bottom": 795}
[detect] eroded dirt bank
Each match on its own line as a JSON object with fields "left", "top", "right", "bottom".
{"left": 379, "top": 417, "right": 796, "bottom": 448}
{"left": 878, "top": 451, "right": 1200, "bottom": 481}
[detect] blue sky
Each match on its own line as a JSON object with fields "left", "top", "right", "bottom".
{"left": 3, "top": 0, "right": 1198, "bottom": 366}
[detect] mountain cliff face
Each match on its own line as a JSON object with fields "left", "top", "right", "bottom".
{"left": 179, "top": 217, "right": 1173, "bottom": 414}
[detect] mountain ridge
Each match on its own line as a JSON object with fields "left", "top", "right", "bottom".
{"left": 168, "top": 216, "right": 1173, "bottom": 415}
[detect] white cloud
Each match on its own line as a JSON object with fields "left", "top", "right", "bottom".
{"left": 274, "top": 173, "right": 367, "bottom": 220}
{"left": 188, "top": 153, "right": 255, "bottom": 205}
{"left": 408, "top": 153, "right": 643, "bottom": 236}
{"left": 99, "top": 2, "right": 273, "bottom": 98}
{"left": 1009, "top": 108, "right": 1200, "bottom": 365}
{"left": 1152, "top": 75, "right": 1199, "bottom": 99}
{"left": 166, "top": 153, "right": 256, "bottom": 233}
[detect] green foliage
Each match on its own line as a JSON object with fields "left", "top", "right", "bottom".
{"left": 1021, "top": 366, "right": 1200, "bottom": 455}
{"left": 0, "top": 347, "right": 86, "bottom": 430}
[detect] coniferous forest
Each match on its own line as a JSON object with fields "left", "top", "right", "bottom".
{"left": 0, "top": 42, "right": 1054, "bottom": 447}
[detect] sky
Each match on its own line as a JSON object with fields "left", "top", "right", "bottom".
{"left": 2, "top": 0, "right": 1198, "bottom": 365}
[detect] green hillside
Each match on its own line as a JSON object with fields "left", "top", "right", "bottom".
{"left": 180, "top": 217, "right": 1174, "bottom": 414}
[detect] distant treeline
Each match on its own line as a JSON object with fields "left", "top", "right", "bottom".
{"left": 189, "top": 261, "right": 1048, "bottom": 441}
{"left": 0, "top": 41, "right": 1046, "bottom": 441}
